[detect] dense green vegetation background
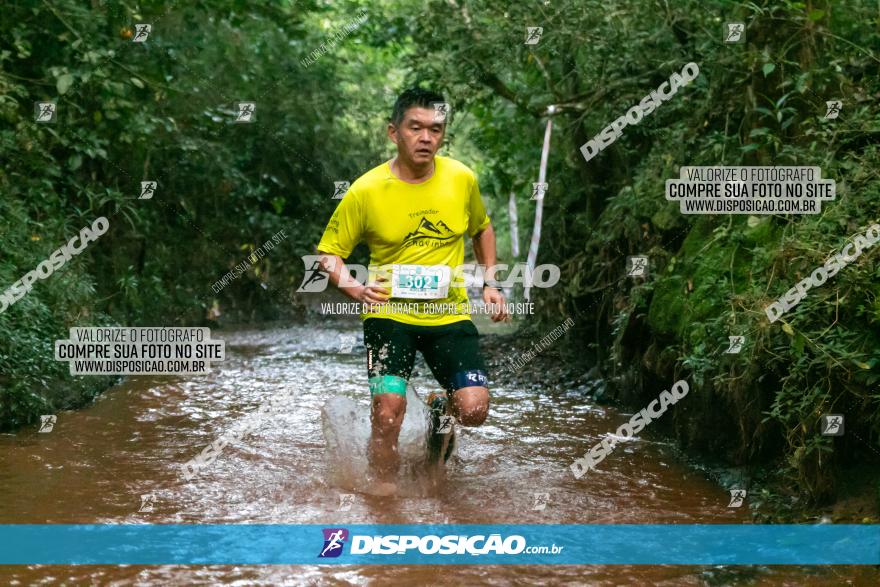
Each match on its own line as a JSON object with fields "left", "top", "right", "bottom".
{"left": 1, "top": 0, "right": 877, "bottom": 505}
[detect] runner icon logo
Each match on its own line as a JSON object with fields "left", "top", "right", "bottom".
{"left": 533, "top": 492, "right": 549, "bottom": 511}
{"left": 138, "top": 493, "right": 156, "bottom": 513}
{"left": 338, "top": 334, "right": 356, "bottom": 354}
{"left": 725, "top": 336, "right": 744, "bottom": 354}
{"left": 627, "top": 256, "right": 648, "bottom": 277}
{"left": 724, "top": 22, "right": 745, "bottom": 43}
{"left": 140, "top": 181, "right": 157, "bottom": 200}
{"left": 133, "top": 24, "right": 151, "bottom": 42}
{"left": 319, "top": 528, "right": 349, "bottom": 558}
{"left": 432, "top": 102, "right": 450, "bottom": 123}
{"left": 821, "top": 414, "right": 844, "bottom": 436}
{"left": 531, "top": 183, "right": 548, "bottom": 201}
{"left": 436, "top": 415, "right": 454, "bottom": 434}
{"left": 338, "top": 494, "right": 354, "bottom": 512}
{"left": 35, "top": 102, "right": 57, "bottom": 123}
{"left": 38, "top": 415, "right": 56, "bottom": 433}
{"left": 235, "top": 102, "right": 256, "bottom": 123}
{"left": 824, "top": 100, "right": 842, "bottom": 120}
{"left": 525, "top": 27, "right": 543, "bottom": 45}
{"left": 332, "top": 181, "right": 350, "bottom": 199}
{"left": 728, "top": 489, "right": 746, "bottom": 508}
{"left": 297, "top": 255, "right": 329, "bottom": 292}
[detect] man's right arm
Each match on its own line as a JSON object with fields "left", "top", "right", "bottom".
{"left": 317, "top": 253, "right": 390, "bottom": 305}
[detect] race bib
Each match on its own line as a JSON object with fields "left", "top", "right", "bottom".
{"left": 391, "top": 264, "right": 450, "bottom": 299}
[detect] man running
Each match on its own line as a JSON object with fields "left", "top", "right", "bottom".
{"left": 316, "top": 87, "right": 507, "bottom": 496}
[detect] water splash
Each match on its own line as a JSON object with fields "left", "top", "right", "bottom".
{"left": 321, "top": 385, "right": 437, "bottom": 494}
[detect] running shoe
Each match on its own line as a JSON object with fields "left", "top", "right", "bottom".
{"left": 426, "top": 392, "right": 455, "bottom": 463}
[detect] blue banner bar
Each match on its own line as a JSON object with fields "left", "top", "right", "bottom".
{"left": 0, "top": 524, "right": 877, "bottom": 565}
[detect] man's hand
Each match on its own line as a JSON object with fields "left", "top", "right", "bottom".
{"left": 482, "top": 286, "right": 509, "bottom": 322}
{"left": 319, "top": 253, "right": 390, "bottom": 305}
{"left": 352, "top": 275, "right": 391, "bottom": 305}
{"left": 472, "top": 223, "right": 508, "bottom": 322}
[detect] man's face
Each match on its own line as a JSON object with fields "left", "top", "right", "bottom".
{"left": 388, "top": 107, "right": 444, "bottom": 166}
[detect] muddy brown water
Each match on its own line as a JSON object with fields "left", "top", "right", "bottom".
{"left": 0, "top": 322, "right": 873, "bottom": 585}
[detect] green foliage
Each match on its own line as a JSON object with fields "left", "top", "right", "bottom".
{"left": 0, "top": 0, "right": 392, "bottom": 430}
{"left": 397, "top": 0, "right": 880, "bottom": 501}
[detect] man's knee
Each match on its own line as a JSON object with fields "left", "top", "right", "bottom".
{"left": 453, "top": 386, "right": 489, "bottom": 426}
{"left": 371, "top": 394, "right": 406, "bottom": 433}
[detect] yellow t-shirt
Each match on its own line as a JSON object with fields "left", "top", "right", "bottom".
{"left": 317, "top": 155, "right": 491, "bottom": 326}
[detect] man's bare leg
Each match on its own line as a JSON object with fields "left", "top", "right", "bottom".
{"left": 367, "top": 393, "right": 406, "bottom": 496}
{"left": 450, "top": 386, "right": 489, "bottom": 426}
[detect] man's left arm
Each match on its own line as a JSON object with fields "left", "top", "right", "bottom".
{"left": 473, "top": 224, "right": 509, "bottom": 322}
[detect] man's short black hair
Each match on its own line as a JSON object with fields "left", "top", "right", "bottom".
{"left": 391, "top": 87, "right": 446, "bottom": 126}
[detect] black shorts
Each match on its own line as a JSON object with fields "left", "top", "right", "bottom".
{"left": 363, "top": 317, "right": 489, "bottom": 397}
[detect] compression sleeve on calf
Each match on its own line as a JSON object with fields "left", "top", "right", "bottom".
{"left": 368, "top": 375, "right": 407, "bottom": 397}
{"left": 451, "top": 369, "right": 489, "bottom": 391}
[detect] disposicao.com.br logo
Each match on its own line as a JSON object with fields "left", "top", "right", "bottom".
{"left": 318, "top": 528, "right": 563, "bottom": 557}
